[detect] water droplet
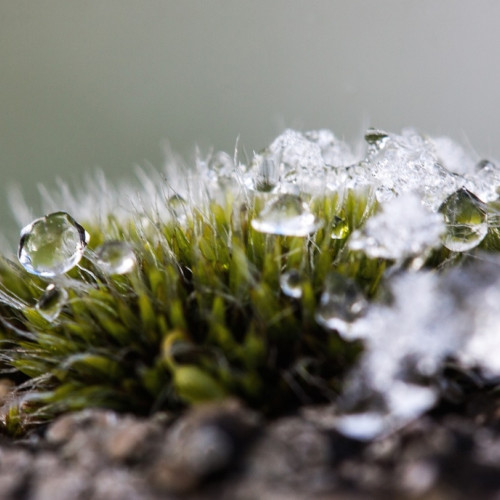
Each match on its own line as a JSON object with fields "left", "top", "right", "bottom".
{"left": 253, "top": 156, "right": 279, "bottom": 192}
{"left": 36, "top": 283, "right": 68, "bottom": 322}
{"left": 438, "top": 188, "right": 488, "bottom": 252}
{"left": 208, "top": 151, "right": 234, "bottom": 174}
{"left": 330, "top": 216, "right": 349, "bottom": 239}
{"left": 95, "top": 241, "right": 136, "bottom": 275}
{"left": 315, "top": 273, "right": 367, "bottom": 336}
{"left": 475, "top": 159, "right": 496, "bottom": 172}
{"left": 364, "top": 128, "right": 390, "bottom": 151}
{"left": 280, "top": 270, "right": 303, "bottom": 298}
{"left": 18, "top": 212, "right": 89, "bottom": 277}
{"left": 251, "top": 194, "right": 323, "bottom": 236}
{"left": 167, "top": 194, "right": 188, "bottom": 223}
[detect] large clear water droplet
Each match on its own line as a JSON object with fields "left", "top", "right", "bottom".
{"left": 251, "top": 194, "right": 323, "bottom": 236}
{"left": 438, "top": 188, "right": 488, "bottom": 252}
{"left": 330, "top": 216, "right": 349, "bottom": 239}
{"left": 18, "top": 212, "right": 89, "bottom": 277}
{"left": 36, "top": 283, "right": 68, "bottom": 322}
{"left": 95, "top": 241, "right": 136, "bottom": 275}
{"left": 280, "top": 270, "right": 303, "bottom": 298}
{"left": 315, "top": 273, "right": 367, "bottom": 336}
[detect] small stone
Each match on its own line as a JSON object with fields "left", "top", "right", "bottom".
{"left": 150, "top": 400, "right": 259, "bottom": 493}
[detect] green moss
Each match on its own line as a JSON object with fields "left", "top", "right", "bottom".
{"left": 0, "top": 187, "right": 498, "bottom": 436}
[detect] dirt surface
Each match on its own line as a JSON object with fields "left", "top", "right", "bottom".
{"left": 1, "top": 394, "right": 500, "bottom": 500}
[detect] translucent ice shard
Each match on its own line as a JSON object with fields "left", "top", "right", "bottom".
{"left": 243, "top": 129, "right": 354, "bottom": 195}
{"left": 345, "top": 129, "right": 462, "bottom": 209}
{"left": 36, "top": 283, "right": 68, "bottom": 322}
{"left": 18, "top": 212, "right": 89, "bottom": 277}
{"left": 251, "top": 194, "right": 323, "bottom": 236}
{"left": 95, "top": 241, "right": 136, "bottom": 275}
{"left": 469, "top": 159, "right": 500, "bottom": 202}
{"left": 315, "top": 272, "right": 367, "bottom": 337}
{"left": 438, "top": 188, "right": 488, "bottom": 252}
{"left": 280, "top": 270, "right": 303, "bottom": 299}
{"left": 349, "top": 193, "right": 445, "bottom": 263}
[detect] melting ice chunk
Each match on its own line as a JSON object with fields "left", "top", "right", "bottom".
{"left": 438, "top": 188, "right": 488, "bottom": 252}
{"left": 315, "top": 272, "right": 367, "bottom": 336}
{"left": 349, "top": 193, "right": 445, "bottom": 263}
{"left": 18, "top": 212, "right": 89, "bottom": 277}
{"left": 36, "top": 283, "right": 68, "bottom": 322}
{"left": 251, "top": 194, "right": 323, "bottom": 236}
{"left": 95, "top": 241, "right": 136, "bottom": 275}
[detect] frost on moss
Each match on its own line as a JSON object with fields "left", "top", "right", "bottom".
{"left": 1, "top": 128, "right": 500, "bottom": 438}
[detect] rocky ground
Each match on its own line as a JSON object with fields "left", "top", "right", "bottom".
{"left": 1, "top": 391, "right": 500, "bottom": 500}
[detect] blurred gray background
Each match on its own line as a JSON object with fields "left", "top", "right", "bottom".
{"left": 1, "top": 1, "right": 500, "bottom": 245}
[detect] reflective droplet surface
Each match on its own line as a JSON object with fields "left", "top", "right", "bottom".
{"left": 95, "top": 241, "right": 136, "bottom": 275}
{"left": 315, "top": 273, "right": 367, "bottom": 336}
{"left": 438, "top": 188, "right": 488, "bottom": 252}
{"left": 280, "top": 270, "right": 303, "bottom": 298}
{"left": 18, "top": 212, "right": 89, "bottom": 277}
{"left": 364, "top": 128, "right": 390, "bottom": 151}
{"left": 251, "top": 194, "right": 323, "bottom": 236}
{"left": 167, "top": 194, "right": 188, "bottom": 223}
{"left": 330, "top": 216, "right": 349, "bottom": 239}
{"left": 36, "top": 283, "right": 68, "bottom": 322}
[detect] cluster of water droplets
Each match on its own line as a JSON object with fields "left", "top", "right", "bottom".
{"left": 16, "top": 211, "right": 137, "bottom": 323}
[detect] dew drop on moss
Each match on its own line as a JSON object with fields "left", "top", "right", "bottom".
{"left": 280, "top": 270, "right": 303, "bottom": 298}
{"left": 330, "top": 216, "right": 349, "bottom": 239}
{"left": 167, "top": 194, "right": 188, "bottom": 223}
{"left": 36, "top": 283, "right": 68, "bottom": 322}
{"left": 438, "top": 188, "right": 488, "bottom": 252}
{"left": 315, "top": 273, "right": 367, "bottom": 336}
{"left": 18, "top": 212, "right": 89, "bottom": 277}
{"left": 251, "top": 194, "right": 323, "bottom": 236}
{"left": 95, "top": 241, "right": 136, "bottom": 275}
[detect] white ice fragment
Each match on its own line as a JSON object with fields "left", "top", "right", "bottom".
{"left": 243, "top": 129, "right": 354, "bottom": 195}
{"left": 432, "top": 136, "right": 476, "bottom": 175}
{"left": 349, "top": 193, "right": 445, "bottom": 263}
{"left": 303, "top": 129, "right": 357, "bottom": 167}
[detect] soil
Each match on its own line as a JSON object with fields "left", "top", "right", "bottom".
{"left": 1, "top": 392, "right": 500, "bottom": 500}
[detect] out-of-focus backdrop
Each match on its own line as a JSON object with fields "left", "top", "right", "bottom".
{"left": 1, "top": 1, "right": 499, "bottom": 244}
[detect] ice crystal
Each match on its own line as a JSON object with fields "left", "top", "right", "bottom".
{"left": 349, "top": 193, "right": 445, "bottom": 263}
